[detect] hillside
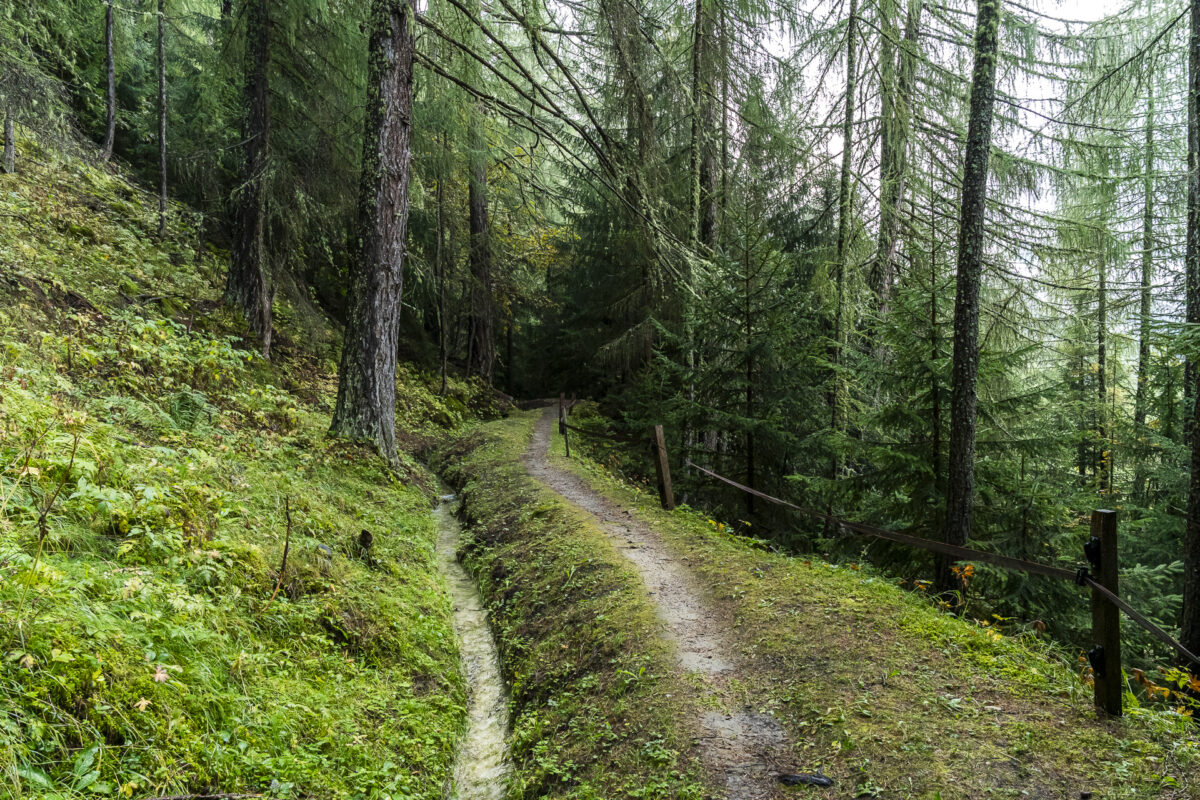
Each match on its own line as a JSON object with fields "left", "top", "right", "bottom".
{"left": 0, "top": 131, "right": 501, "bottom": 799}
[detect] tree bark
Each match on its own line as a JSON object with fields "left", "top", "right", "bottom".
{"left": 1134, "top": 83, "right": 1154, "bottom": 502}
{"left": 467, "top": 115, "right": 495, "bottom": 383}
{"left": 101, "top": 0, "right": 116, "bottom": 161}
{"left": 225, "top": 0, "right": 273, "bottom": 357}
{"left": 1097, "top": 237, "right": 1109, "bottom": 495}
{"left": 937, "top": 0, "right": 1000, "bottom": 598}
{"left": 329, "top": 0, "right": 416, "bottom": 464}
{"left": 2, "top": 109, "right": 13, "bottom": 174}
{"left": 437, "top": 132, "right": 448, "bottom": 396}
{"left": 871, "top": 0, "right": 920, "bottom": 320}
{"left": 826, "top": 0, "right": 858, "bottom": 526}
{"left": 157, "top": 0, "right": 167, "bottom": 238}
{"left": 1182, "top": 0, "right": 1200, "bottom": 665}
{"left": 688, "top": 0, "right": 705, "bottom": 246}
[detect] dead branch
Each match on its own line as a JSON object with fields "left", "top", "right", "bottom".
{"left": 264, "top": 496, "right": 292, "bottom": 606}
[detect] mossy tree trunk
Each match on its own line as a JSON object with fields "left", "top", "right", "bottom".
{"left": 156, "top": 0, "right": 167, "bottom": 238}
{"left": 871, "top": 0, "right": 920, "bottom": 321}
{"left": 1182, "top": 0, "right": 1200, "bottom": 665}
{"left": 467, "top": 113, "right": 495, "bottom": 383}
{"left": 826, "top": 0, "right": 858, "bottom": 528}
{"left": 1134, "top": 83, "right": 1154, "bottom": 503}
{"left": 226, "top": 0, "right": 273, "bottom": 358}
{"left": 329, "top": 0, "right": 415, "bottom": 464}
{"left": 101, "top": 0, "right": 116, "bottom": 161}
{"left": 2, "top": 109, "right": 13, "bottom": 174}
{"left": 938, "top": 0, "right": 1000, "bottom": 598}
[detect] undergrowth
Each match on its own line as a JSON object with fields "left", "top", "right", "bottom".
{"left": 0, "top": 132, "right": 498, "bottom": 799}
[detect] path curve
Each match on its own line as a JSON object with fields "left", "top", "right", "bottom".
{"left": 524, "top": 408, "right": 791, "bottom": 799}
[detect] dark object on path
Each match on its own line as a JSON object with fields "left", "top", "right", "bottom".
{"left": 777, "top": 772, "right": 833, "bottom": 787}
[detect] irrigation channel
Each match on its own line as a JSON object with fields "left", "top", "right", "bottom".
{"left": 435, "top": 493, "right": 510, "bottom": 799}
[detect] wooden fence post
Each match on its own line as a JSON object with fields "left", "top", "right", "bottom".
{"left": 558, "top": 398, "right": 570, "bottom": 459}
{"left": 651, "top": 425, "right": 675, "bottom": 510}
{"left": 1088, "top": 509, "right": 1121, "bottom": 716}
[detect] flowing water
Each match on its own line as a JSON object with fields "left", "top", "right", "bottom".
{"left": 435, "top": 495, "right": 510, "bottom": 800}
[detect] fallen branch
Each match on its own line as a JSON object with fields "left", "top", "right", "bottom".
{"left": 264, "top": 496, "right": 292, "bottom": 607}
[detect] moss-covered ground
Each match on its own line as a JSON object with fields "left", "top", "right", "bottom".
{"left": 0, "top": 132, "right": 499, "bottom": 799}
{"left": 539, "top": 411, "right": 1200, "bottom": 799}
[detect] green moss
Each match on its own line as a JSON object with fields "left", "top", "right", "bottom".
{"left": 433, "top": 414, "right": 708, "bottom": 800}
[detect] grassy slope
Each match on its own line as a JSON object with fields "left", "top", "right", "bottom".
{"left": 546, "top": 416, "right": 1200, "bottom": 799}
{"left": 434, "top": 413, "right": 709, "bottom": 800}
{"left": 0, "top": 132, "right": 491, "bottom": 799}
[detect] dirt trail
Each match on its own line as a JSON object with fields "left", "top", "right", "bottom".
{"left": 524, "top": 408, "right": 792, "bottom": 799}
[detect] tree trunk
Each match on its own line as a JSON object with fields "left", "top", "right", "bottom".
{"left": 225, "top": 0, "right": 273, "bottom": 357}
{"left": 2, "top": 109, "right": 13, "bottom": 174}
{"left": 437, "top": 132, "right": 448, "bottom": 396}
{"left": 157, "top": 0, "right": 167, "bottom": 238}
{"left": 831, "top": 0, "right": 858, "bottom": 435}
{"left": 685, "top": 0, "right": 721, "bottom": 246}
{"left": 467, "top": 118, "right": 495, "bottom": 383}
{"left": 871, "top": 0, "right": 920, "bottom": 320}
{"left": 826, "top": 0, "right": 858, "bottom": 527}
{"left": 745, "top": 247, "right": 755, "bottom": 515}
{"left": 505, "top": 318, "right": 514, "bottom": 395}
{"left": 1182, "top": 0, "right": 1200, "bottom": 665}
{"left": 101, "top": 0, "right": 116, "bottom": 161}
{"left": 937, "top": 0, "right": 1000, "bottom": 598}
{"left": 929, "top": 154, "right": 942, "bottom": 496}
{"left": 329, "top": 0, "right": 416, "bottom": 463}
{"left": 1134, "top": 83, "right": 1154, "bottom": 502}
{"left": 688, "top": 0, "right": 705, "bottom": 246}
{"left": 1097, "top": 240, "right": 1109, "bottom": 495}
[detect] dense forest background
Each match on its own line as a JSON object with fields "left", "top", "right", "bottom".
{"left": 3, "top": 0, "right": 1200, "bottom": 673}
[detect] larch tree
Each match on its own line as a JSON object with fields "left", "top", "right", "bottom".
{"left": 1183, "top": 0, "right": 1200, "bottom": 664}
{"left": 871, "top": 0, "right": 920, "bottom": 322}
{"left": 101, "top": 0, "right": 115, "bottom": 160}
{"left": 156, "top": 0, "right": 167, "bottom": 238}
{"left": 225, "top": 0, "right": 273, "bottom": 358}
{"left": 329, "top": 0, "right": 416, "bottom": 463}
{"left": 938, "top": 0, "right": 1001, "bottom": 598}
{"left": 467, "top": 108, "right": 495, "bottom": 382}
{"left": 1133, "top": 80, "right": 1154, "bottom": 503}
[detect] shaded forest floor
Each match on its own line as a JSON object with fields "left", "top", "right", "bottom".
{"left": 516, "top": 407, "right": 1199, "bottom": 798}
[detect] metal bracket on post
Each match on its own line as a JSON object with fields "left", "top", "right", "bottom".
{"left": 1088, "top": 509, "right": 1121, "bottom": 716}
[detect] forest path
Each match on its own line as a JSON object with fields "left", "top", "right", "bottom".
{"left": 524, "top": 407, "right": 794, "bottom": 799}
